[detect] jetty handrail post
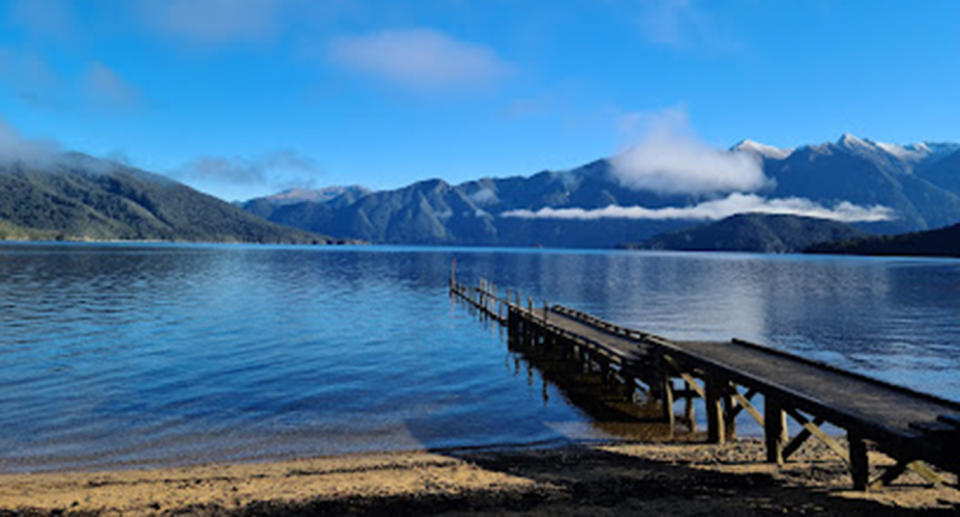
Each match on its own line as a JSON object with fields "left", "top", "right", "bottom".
{"left": 543, "top": 298, "right": 549, "bottom": 323}
{"left": 528, "top": 296, "right": 533, "bottom": 316}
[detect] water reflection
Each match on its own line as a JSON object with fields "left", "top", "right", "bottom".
{"left": 0, "top": 243, "right": 957, "bottom": 472}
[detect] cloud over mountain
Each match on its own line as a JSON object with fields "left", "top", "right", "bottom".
{"left": 501, "top": 193, "right": 894, "bottom": 223}
{"left": 612, "top": 107, "right": 770, "bottom": 194}
{"left": 0, "top": 118, "right": 60, "bottom": 165}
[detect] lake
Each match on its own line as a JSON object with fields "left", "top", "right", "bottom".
{"left": 1, "top": 243, "right": 958, "bottom": 472}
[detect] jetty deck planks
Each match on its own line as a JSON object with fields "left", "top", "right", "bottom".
{"left": 451, "top": 279, "right": 960, "bottom": 491}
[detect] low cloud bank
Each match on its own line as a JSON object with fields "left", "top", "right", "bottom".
{"left": 501, "top": 193, "right": 894, "bottom": 223}
{"left": 173, "top": 150, "right": 320, "bottom": 186}
{"left": 0, "top": 118, "right": 60, "bottom": 165}
{"left": 612, "top": 106, "right": 770, "bottom": 195}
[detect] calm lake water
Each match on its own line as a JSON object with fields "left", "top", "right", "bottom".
{"left": 1, "top": 243, "right": 958, "bottom": 472}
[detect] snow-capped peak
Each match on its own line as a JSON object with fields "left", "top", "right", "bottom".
{"left": 874, "top": 141, "right": 930, "bottom": 161}
{"left": 732, "top": 139, "right": 794, "bottom": 159}
{"left": 837, "top": 132, "right": 871, "bottom": 149}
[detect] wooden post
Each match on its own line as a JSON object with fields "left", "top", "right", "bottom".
{"left": 764, "top": 396, "right": 785, "bottom": 465}
{"left": 849, "top": 431, "right": 869, "bottom": 490}
{"left": 706, "top": 372, "right": 726, "bottom": 444}
{"left": 450, "top": 258, "right": 456, "bottom": 290}
{"left": 528, "top": 296, "right": 533, "bottom": 316}
{"left": 723, "top": 385, "right": 737, "bottom": 440}
{"left": 543, "top": 299, "right": 549, "bottom": 323}
{"left": 684, "top": 380, "right": 696, "bottom": 432}
{"left": 661, "top": 359, "right": 676, "bottom": 433}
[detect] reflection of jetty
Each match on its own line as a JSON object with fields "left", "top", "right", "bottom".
{"left": 451, "top": 277, "right": 960, "bottom": 490}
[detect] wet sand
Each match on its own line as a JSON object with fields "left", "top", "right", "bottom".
{"left": 1, "top": 438, "right": 957, "bottom": 516}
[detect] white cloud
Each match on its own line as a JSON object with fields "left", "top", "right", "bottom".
{"left": 469, "top": 187, "right": 498, "bottom": 205}
{"left": 85, "top": 61, "right": 143, "bottom": 109}
{"left": 501, "top": 193, "right": 894, "bottom": 223}
{"left": 138, "top": 0, "right": 280, "bottom": 45}
{"left": 0, "top": 118, "right": 61, "bottom": 165}
{"left": 328, "top": 29, "right": 511, "bottom": 89}
{"left": 637, "top": 0, "right": 734, "bottom": 51}
{"left": 172, "top": 150, "right": 322, "bottom": 187}
{"left": 612, "top": 105, "right": 770, "bottom": 195}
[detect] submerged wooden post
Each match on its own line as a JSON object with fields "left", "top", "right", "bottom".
{"left": 848, "top": 431, "right": 869, "bottom": 490}
{"left": 765, "top": 396, "right": 785, "bottom": 465}
{"left": 706, "top": 372, "right": 726, "bottom": 444}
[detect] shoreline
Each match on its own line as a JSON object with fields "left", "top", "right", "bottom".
{"left": 2, "top": 438, "right": 956, "bottom": 515}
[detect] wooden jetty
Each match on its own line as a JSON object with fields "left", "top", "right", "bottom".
{"left": 451, "top": 277, "right": 960, "bottom": 491}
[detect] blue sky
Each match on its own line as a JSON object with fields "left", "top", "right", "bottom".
{"left": 1, "top": 0, "right": 958, "bottom": 201}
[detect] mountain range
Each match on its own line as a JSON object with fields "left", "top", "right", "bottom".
{"left": 0, "top": 153, "right": 339, "bottom": 244}
{"left": 240, "top": 134, "right": 960, "bottom": 248}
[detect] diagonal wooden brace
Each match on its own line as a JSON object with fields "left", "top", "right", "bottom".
{"left": 784, "top": 407, "right": 848, "bottom": 463}
{"left": 731, "top": 388, "right": 764, "bottom": 427}
{"left": 782, "top": 416, "right": 826, "bottom": 460}
{"left": 662, "top": 354, "right": 705, "bottom": 399}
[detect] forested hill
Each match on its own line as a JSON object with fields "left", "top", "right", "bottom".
{"left": 807, "top": 222, "right": 960, "bottom": 258}
{"left": 621, "top": 213, "right": 865, "bottom": 253}
{"left": 0, "top": 153, "right": 339, "bottom": 244}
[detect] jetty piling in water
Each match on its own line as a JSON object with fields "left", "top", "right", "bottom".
{"left": 450, "top": 274, "right": 960, "bottom": 491}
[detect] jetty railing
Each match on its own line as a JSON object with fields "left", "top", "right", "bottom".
{"left": 450, "top": 275, "right": 960, "bottom": 491}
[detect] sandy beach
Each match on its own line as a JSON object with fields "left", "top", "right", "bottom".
{"left": 1, "top": 438, "right": 957, "bottom": 516}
